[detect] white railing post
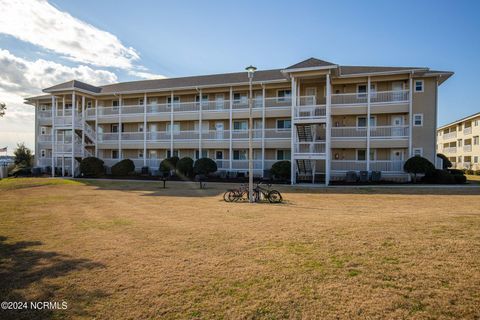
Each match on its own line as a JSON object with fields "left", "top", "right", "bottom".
{"left": 325, "top": 73, "right": 331, "bottom": 186}
{"left": 261, "top": 85, "right": 266, "bottom": 176}
{"left": 95, "top": 99, "right": 98, "bottom": 157}
{"left": 199, "top": 89, "right": 202, "bottom": 159}
{"left": 143, "top": 92, "right": 147, "bottom": 167}
{"left": 290, "top": 77, "right": 296, "bottom": 185}
{"left": 229, "top": 87, "right": 233, "bottom": 171}
{"left": 82, "top": 96, "right": 85, "bottom": 158}
{"left": 71, "top": 92, "right": 75, "bottom": 177}
{"left": 366, "top": 76, "right": 371, "bottom": 172}
{"left": 170, "top": 92, "right": 174, "bottom": 156}
{"left": 119, "top": 94, "right": 122, "bottom": 159}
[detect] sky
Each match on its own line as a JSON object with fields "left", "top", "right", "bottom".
{"left": 0, "top": 0, "right": 479, "bottom": 155}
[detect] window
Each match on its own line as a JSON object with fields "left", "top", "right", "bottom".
{"left": 112, "top": 100, "right": 119, "bottom": 107}
{"left": 138, "top": 98, "right": 144, "bottom": 106}
{"left": 112, "top": 150, "right": 119, "bottom": 159}
{"left": 166, "top": 123, "right": 180, "bottom": 133}
{"left": 40, "top": 105, "right": 47, "bottom": 111}
{"left": 233, "top": 120, "right": 248, "bottom": 131}
{"left": 233, "top": 93, "right": 247, "bottom": 104}
{"left": 458, "top": 156, "right": 462, "bottom": 163}
{"left": 414, "top": 80, "right": 424, "bottom": 92}
{"left": 276, "top": 119, "right": 291, "bottom": 130}
{"left": 277, "top": 90, "right": 291, "bottom": 102}
{"left": 195, "top": 94, "right": 209, "bottom": 104}
{"left": 458, "top": 139, "right": 463, "bottom": 147}
{"left": 475, "top": 120, "right": 479, "bottom": 126}
{"left": 276, "top": 149, "right": 291, "bottom": 160}
{"left": 413, "top": 114, "right": 423, "bottom": 126}
{"left": 474, "top": 156, "right": 478, "bottom": 164}
{"left": 474, "top": 136, "right": 479, "bottom": 145}
{"left": 195, "top": 150, "right": 208, "bottom": 159}
{"left": 40, "top": 149, "right": 46, "bottom": 158}
{"left": 356, "top": 149, "right": 375, "bottom": 161}
{"left": 138, "top": 124, "right": 144, "bottom": 132}
{"left": 357, "top": 116, "right": 376, "bottom": 127}
{"left": 111, "top": 124, "right": 119, "bottom": 133}
{"left": 138, "top": 150, "right": 144, "bottom": 158}
{"left": 86, "top": 101, "right": 92, "bottom": 108}
{"left": 413, "top": 148, "right": 423, "bottom": 157}
{"left": 167, "top": 96, "right": 180, "bottom": 106}
{"left": 40, "top": 126, "right": 47, "bottom": 135}
{"left": 357, "top": 84, "right": 376, "bottom": 98}
{"left": 233, "top": 150, "right": 247, "bottom": 160}
{"left": 166, "top": 150, "right": 179, "bottom": 158}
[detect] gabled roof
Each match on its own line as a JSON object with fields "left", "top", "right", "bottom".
{"left": 44, "top": 80, "right": 102, "bottom": 93}
{"left": 339, "top": 66, "right": 427, "bottom": 76}
{"left": 438, "top": 112, "right": 480, "bottom": 130}
{"left": 285, "top": 57, "right": 337, "bottom": 70}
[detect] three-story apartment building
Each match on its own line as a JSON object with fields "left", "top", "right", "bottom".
{"left": 26, "top": 58, "right": 452, "bottom": 185}
{"left": 437, "top": 112, "right": 480, "bottom": 170}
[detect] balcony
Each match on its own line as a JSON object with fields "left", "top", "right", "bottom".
{"left": 331, "top": 125, "right": 408, "bottom": 139}
{"left": 443, "top": 147, "right": 457, "bottom": 154}
{"left": 443, "top": 131, "right": 457, "bottom": 140}
{"left": 38, "top": 134, "right": 52, "bottom": 143}
{"left": 464, "top": 145, "right": 472, "bottom": 152}
{"left": 463, "top": 127, "right": 472, "bottom": 135}
{"left": 293, "top": 95, "right": 326, "bottom": 122}
{"left": 294, "top": 142, "right": 326, "bottom": 158}
{"left": 331, "top": 90, "right": 409, "bottom": 106}
{"left": 331, "top": 160, "right": 404, "bottom": 172}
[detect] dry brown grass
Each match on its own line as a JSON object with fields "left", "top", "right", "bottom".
{"left": 0, "top": 178, "right": 479, "bottom": 319}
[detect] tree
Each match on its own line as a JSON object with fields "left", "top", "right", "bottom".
{"left": 176, "top": 157, "right": 194, "bottom": 177}
{"left": 436, "top": 153, "right": 452, "bottom": 169}
{"left": 13, "top": 143, "right": 33, "bottom": 166}
{"left": 80, "top": 157, "right": 104, "bottom": 177}
{"left": 159, "top": 156, "right": 179, "bottom": 176}
{"left": 193, "top": 158, "right": 217, "bottom": 175}
{"left": 0, "top": 102, "right": 5, "bottom": 117}
{"left": 403, "top": 156, "right": 435, "bottom": 183}
{"left": 111, "top": 159, "right": 135, "bottom": 176}
{"left": 270, "top": 160, "right": 291, "bottom": 181}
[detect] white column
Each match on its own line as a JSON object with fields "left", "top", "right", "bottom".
{"left": 366, "top": 76, "right": 371, "bottom": 171}
{"left": 95, "top": 99, "right": 98, "bottom": 157}
{"left": 198, "top": 89, "right": 202, "bottom": 158}
{"left": 229, "top": 87, "right": 233, "bottom": 171}
{"left": 71, "top": 92, "right": 76, "bottom": 177}
{"left": 261, "top": 85, "right": 266, "bottom": 176}
{"left": 51, "top": 96, "right": 55, "bottom": 176}
{"left": 118, "top": 95, "right": 122, "bottom": 159}
{"left": 408, "top": 74, "right": 413, "bottom": 157}
{"left": 325, "top": 73, "right": 332, "bottom": 186}
{"left": 82, "top": 96, "right": 85, "bottom": 158}
{"left": 170, "top": 92, "right": 174, "bottom": 156}
{"left": 143, "top": 92, "right": 147, "bottom": 167}
{"left": 290, "top": 77, "right": 296, "bottom": 185}
{"left": 34, "top": 100, "right": 39, "bottom": 166}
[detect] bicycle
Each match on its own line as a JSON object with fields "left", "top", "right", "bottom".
{"left": 253, "top": 182, "right": 283, "bottom": 203}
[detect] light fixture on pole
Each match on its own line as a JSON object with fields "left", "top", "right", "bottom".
{"left": 246, "top": 65, "right": 257, "bottom": 203}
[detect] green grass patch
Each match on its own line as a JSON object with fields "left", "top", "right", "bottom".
{"left": 0, "top": 177, "right": 82, "bottom": 191}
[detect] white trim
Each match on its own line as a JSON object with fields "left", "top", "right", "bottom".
{"left": 414, "top": 79, "right": 424, "bottom": 93}
{"left": 281, "top": 64, "right": 339, "bottom": 74}
{"left": 413, "top": 113, "right": 424, "bottom": 127}
{"left": 276, "top": 89, "right": 292, "bottom": 103}
{"left": 356, "top": 115, "right": 376, "bottom": 127}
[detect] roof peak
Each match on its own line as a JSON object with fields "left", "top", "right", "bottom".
{"left": 285, "top": 57, "right": 337, "bottom": 70}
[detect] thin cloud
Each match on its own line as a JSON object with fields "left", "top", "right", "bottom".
{"left": 128, "top": 70, "right": 167, "bottom": 80}
{"left": 0, "top": 0, "right": 140, "bottom": 69}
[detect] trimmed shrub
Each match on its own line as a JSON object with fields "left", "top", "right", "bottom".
{"left": 465, "top": 169, "right": 474, "bottom": 175}
{"left": 422, "top": 169, "right": 455, "bottom": 184}
{"left": 80, "top": 157, "right": 104, "bottom": 177}
{"left": 193, "top": 158, "right": 217, "bottom": 175}
{"left": 176, "top": 157, "right": 194, "bottom": 177}
{"left": 436, "top": 153, "right": 452, "bottom": 169}
{"left": 453, "top": 174, "right": 467, "bottom": 184}
{"left": 447, "top": 169, "right": 464, "bottom": 175}
{"left": 159, "top": 157, "right": 179, "bottom": 176}
{"left": 111, "top": 159, "right": 135, "bottom": 176}
{"left": 270, "top": 160, "right": 291, "bottom": 181}
{"left": 403, "top": 156, "right": 435, "bottom": 182}
{"left": 475, "top": 170, "right": 480, "bottom": 176}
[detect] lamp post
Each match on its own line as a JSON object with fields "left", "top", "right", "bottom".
{"left": 246, "top": 65, "right": 257, "bottom": 203}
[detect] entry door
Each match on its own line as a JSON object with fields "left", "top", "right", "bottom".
{"left": 254, "top": 91, "right": 263, "bottom": 108}
{"left": 392, "top": 82, "right": 404, "bottom": 101}
{"left": 215, "top": 151, "right": 224, "bottom": 168}
{"left": 391, "top": 116, "right": 404, "bottom": 137}
{"left": 392, "top": 149, "right": 404, "bottom": 171}
{"left": 215, "top": 94, "right": 225, "bottom": 110}
{"left": 215, "top": 122, "right": 224, "bottom": 139}
{"left": 305, "top": 87, "right": 317, "bottom": 106}
{"left": 149, "top": 124, "right": 157, "bottom": 140}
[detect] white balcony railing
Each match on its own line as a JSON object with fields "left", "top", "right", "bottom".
{"left": 464, "top": 145, "right": 472, "bottom": 152}
{"left": 38, "top": 111, "right": 51, "bottom": 118}
{"left": 463, "top": 127, "right": 472, "bottom": 135}
{"left": 331, "top": 160, "right": 367, "bottom": 171}
{"left": 331, "top": 90, "right": 409, "bottom": 106}
{"left": 331, "top": 126, "right": 409, "bottom": 139}
{"left": 294, "top": 142, "right": 326, "bottom": 155}
{"left": 38, "top": 134, "right": 52, "bottom": 143}
{"left": 331, "top": 160, "right": 404, "bottom": 172}
{"left": 443, "top": 131, "right": 457, "bottom": 140}
{"left": 370, "top": 160, "right": 404, "bottom": 172}
{"left": 443, "top": 147, "right": 457, "bottom": 154}
{"left": 331, "top": 127, "right": 367, "bottom": 139}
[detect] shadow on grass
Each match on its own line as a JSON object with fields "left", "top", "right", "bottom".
{"left": 0, "top": 236, "right": 106, "bottom": 320}
{"left": 77, "top": 178, "right": 480, "bottom": 197}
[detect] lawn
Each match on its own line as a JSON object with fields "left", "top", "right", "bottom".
{"left": 0, "top": 178, "right": 479, "bottom": 319}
